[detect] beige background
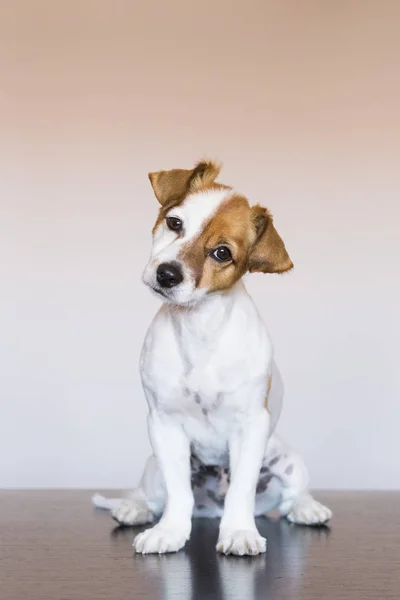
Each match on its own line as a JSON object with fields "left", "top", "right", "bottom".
{"left": 1, "top": 1, "right": 399, "bottom": 488}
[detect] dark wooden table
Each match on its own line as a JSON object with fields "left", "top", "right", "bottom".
{"left": 1, "top": 491, "right": 399, "bottom": 599}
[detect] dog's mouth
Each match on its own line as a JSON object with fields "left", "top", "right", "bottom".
{"left": 153, "top": 287, "right": 169, "bottom": 298}
{"left": 146, "top": 280, "right": 206, "bottom": 308}
{"left": 148, "top": 284, "right": 173, "bottom": 300}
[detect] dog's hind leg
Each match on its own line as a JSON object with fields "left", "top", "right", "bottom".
{"left": 261, "top": 434, "right": 332, "bottom": 526}
{"left": 93, "top": 455, "right": 166, "bottom": 526}
{"left": 285, "top": 491, "right": 332, "bottom": 525}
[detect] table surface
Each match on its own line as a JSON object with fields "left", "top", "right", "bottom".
{"left": 1, "top": 491, "right": 399, "bottom": 600}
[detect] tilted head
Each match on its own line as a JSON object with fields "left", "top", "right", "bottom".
{"left": 142, "top": 159, "right": 293, "bottom": 305}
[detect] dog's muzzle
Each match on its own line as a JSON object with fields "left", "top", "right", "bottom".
{"left": 156, "top": 262, "right": 184, "bottom": 289}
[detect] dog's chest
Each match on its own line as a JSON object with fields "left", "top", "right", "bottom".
{"left": 148, "top": 352, "right": 240, "bottom": 415}
{"left": 142, "top": 314, "right": 252, "bottom": 409}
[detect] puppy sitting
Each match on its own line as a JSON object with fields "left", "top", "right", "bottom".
{"left": 93, "top": 160, "right": 332, "bottom": 556}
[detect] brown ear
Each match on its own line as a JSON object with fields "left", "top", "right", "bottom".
{"left": 248, "top": 206, "right": 293, "bottom": 273}
{"left": 148, "top": 159, "right": 221, "bottom": 206}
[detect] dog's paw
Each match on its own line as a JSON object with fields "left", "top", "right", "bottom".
{"left": 287, "top": 497, "right": 332, "bottom": 526}
{"left": 216, "top": 529, "right": 267, "bottom": 556}
{"left": 111, "top": 499, "right": 153, "bottom": 526}
{"left": 133, "top": 524, "right": 190, "bottom": 554}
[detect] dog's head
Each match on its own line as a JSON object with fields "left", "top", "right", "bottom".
{"left": 142, "top": 159, "right": 293, "bottom": 305}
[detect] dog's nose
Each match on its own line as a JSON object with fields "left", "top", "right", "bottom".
{"left": 156, "top": 262, "right": 183, "bottom": 288}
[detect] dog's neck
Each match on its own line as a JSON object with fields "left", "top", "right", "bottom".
{"left": 165, "top": 280, "right": 246, "bottom": 343}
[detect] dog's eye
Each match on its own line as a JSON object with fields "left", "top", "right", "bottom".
{"left": 211, "top": 246, "right": 232, "bottom": 262}
{"left": 166, "top": 217, "right": 183, "bottom": 232}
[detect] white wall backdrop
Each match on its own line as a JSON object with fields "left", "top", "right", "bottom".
{"left": 1, "top": 1, "right": 399, "bottom": 489}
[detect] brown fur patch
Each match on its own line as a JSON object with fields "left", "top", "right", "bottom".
{"left": 149, "top": 159, "right": 225, "bottom": 234}
{"left": 148, "top": 159, "right": 221, "bottom": 208}
{"left": 264, "top": 374, "right": 272, "bottom": 412}
{"left": 179, "top": 194, "right": 254, "bottom": 292}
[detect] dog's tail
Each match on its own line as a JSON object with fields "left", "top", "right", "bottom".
{"left": 91, "top": 493, "right": 122, "bottom": 511}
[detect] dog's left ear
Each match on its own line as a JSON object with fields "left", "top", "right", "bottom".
{"left": 148, "top": 159, "right": 221, "bottom": 207}
{"left": 248, "top": 206, "right": 293, "bottom": 273}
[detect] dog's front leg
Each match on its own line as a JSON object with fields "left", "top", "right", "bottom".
{"left": 133, "top": 411, "right": 193, "bottom": 554}
{"left": 217, "top": 408, "right": 269, "bottom": 556}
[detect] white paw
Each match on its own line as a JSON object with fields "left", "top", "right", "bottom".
{"left": 111, "top": 499, "right": 153, "bottom": 526}
{"left": 216, "top": 529, "right": 267, "bottom": 556}
{"left": 287, "top": 498, "right": 332, "bottom": 526}
{"left": 133, "top": 524, "right": 190, "bottom": 554}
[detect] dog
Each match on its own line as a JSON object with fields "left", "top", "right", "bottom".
{"left": 93, "top": 159, "right": 332, "bottom": 556}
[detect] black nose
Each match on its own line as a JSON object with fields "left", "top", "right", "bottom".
{"left": 156, "top": 262, "right": 183, "bottom": 288}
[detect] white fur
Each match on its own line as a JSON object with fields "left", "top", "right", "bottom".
{"left": 94, "top": 188, "right": 332, "bottom": 555}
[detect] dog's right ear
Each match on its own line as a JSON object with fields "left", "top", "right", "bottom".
{"left": 148, "top": 159, "right": 220, "bottom": 206}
